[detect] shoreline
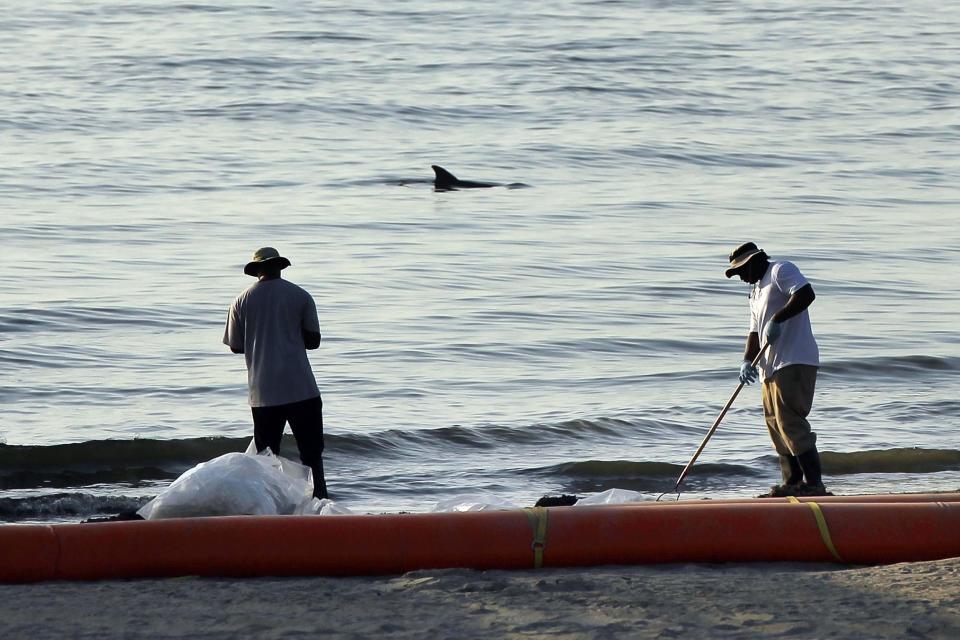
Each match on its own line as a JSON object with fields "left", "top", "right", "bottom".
{"left": 3, "top": 559, "right": 958, "bottom": 639}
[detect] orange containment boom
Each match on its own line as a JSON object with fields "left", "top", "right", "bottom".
{"left": 2, "top": 494, "right": 960, "bottom": 583}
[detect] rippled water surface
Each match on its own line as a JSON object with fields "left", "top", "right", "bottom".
{"left": 2, "top": 1, "right": 959, "bottom": 520}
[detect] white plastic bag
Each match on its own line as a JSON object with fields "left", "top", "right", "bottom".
{"left": 137, "top": 440, "right": 314, "bottom": 519}
{"left": 573, "top": 488, "right": 646, "bottom": 506}
{"left": 298, "top": 497, "right": 355, "bottom": 516}
{"left": 431, "top": 494, "right": 521, "bottom": 512}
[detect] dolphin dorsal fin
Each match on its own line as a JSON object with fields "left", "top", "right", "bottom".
{"left": 432, "top": 165, "right": 459, "bottom": 188}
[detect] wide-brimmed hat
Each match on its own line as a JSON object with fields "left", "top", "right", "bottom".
{"left": 724, "top": 242, "right": 767, "bottom": 278}
{"left": 244, "top": 247, "right": 291, "bottom": 276}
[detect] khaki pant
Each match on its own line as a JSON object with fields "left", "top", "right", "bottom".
{"left": 761, "top": 364, "right": 818, "bottom": 456}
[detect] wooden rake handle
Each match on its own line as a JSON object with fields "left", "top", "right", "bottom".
{"left": 674, "top": 342, "right": 772, "bottom": 492}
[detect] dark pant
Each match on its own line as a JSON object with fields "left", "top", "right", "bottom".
{"left": 251, "top": 395, "right": 328, "bottom": 499}
{"left": 761, "top": 364, "right": 818, "bottom": 457}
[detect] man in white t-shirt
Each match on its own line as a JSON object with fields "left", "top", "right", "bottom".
{"left": 223, "top": 247, "right": 328, "bottom": 499}
{"left": 725, "top": 242, "right": 829, "bottom": 497}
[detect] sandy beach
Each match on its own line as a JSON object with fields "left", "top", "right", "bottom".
{"left": 3, "top": 558, "right": 958, "bottom": 639}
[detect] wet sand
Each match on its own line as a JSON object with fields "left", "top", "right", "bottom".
{"left": 3, "top": 559, "right": 959, "bottom": 639}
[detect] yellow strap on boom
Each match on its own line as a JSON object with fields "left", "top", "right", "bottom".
{"left": 787, "top": 497, "right": 844, "bottom": 562}
{"left": 523, "top": 507, "right": 549, "bottom": 568}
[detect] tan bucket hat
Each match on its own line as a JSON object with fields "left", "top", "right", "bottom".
{"left": 724, "top": 242, "right": 767, "bottom": 278}
{"left": 244, "top": 247, "right": 291, "bottom": 276}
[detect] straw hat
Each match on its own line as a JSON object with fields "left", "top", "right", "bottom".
{"left": 244, "top": 247, "right": 291, "bottom": 276}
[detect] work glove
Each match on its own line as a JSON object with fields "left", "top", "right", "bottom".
{"left": 739, "top": 360, "right": 758, "bottom": 385}
{"left": 763, "top": 320, "right": 783, "bottom": 344}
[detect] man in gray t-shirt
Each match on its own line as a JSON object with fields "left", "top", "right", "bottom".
{"left": 223, "top": 247, "right": 328, "bottom": 499}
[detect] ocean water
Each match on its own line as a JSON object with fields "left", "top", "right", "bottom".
{"left": 2, "top": 0, "right": 959, "bottom": 522}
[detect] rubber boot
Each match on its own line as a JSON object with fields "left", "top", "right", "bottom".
{"left": 760, "top": 455, "right": 805, "bottom": 497}
{"left": 796, "top": 447, "right": 831, "bottom": 496}
{"left": 779, "top": 455, "right": 804, "bottom": 486}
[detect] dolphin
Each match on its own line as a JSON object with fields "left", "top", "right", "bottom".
{"left": 432, "top": 165, "right": 507, "bottom": 190}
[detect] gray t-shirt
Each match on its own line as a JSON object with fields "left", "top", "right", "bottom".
{"left": 223, "top": 278, "right": 321, "bottom": 407}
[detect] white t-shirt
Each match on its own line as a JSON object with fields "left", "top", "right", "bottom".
{"left": 749, "top": 260, "right": 820, "bottom": 381}
{"left": 223, "top": 278, "right": 321, "bottom": 407}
